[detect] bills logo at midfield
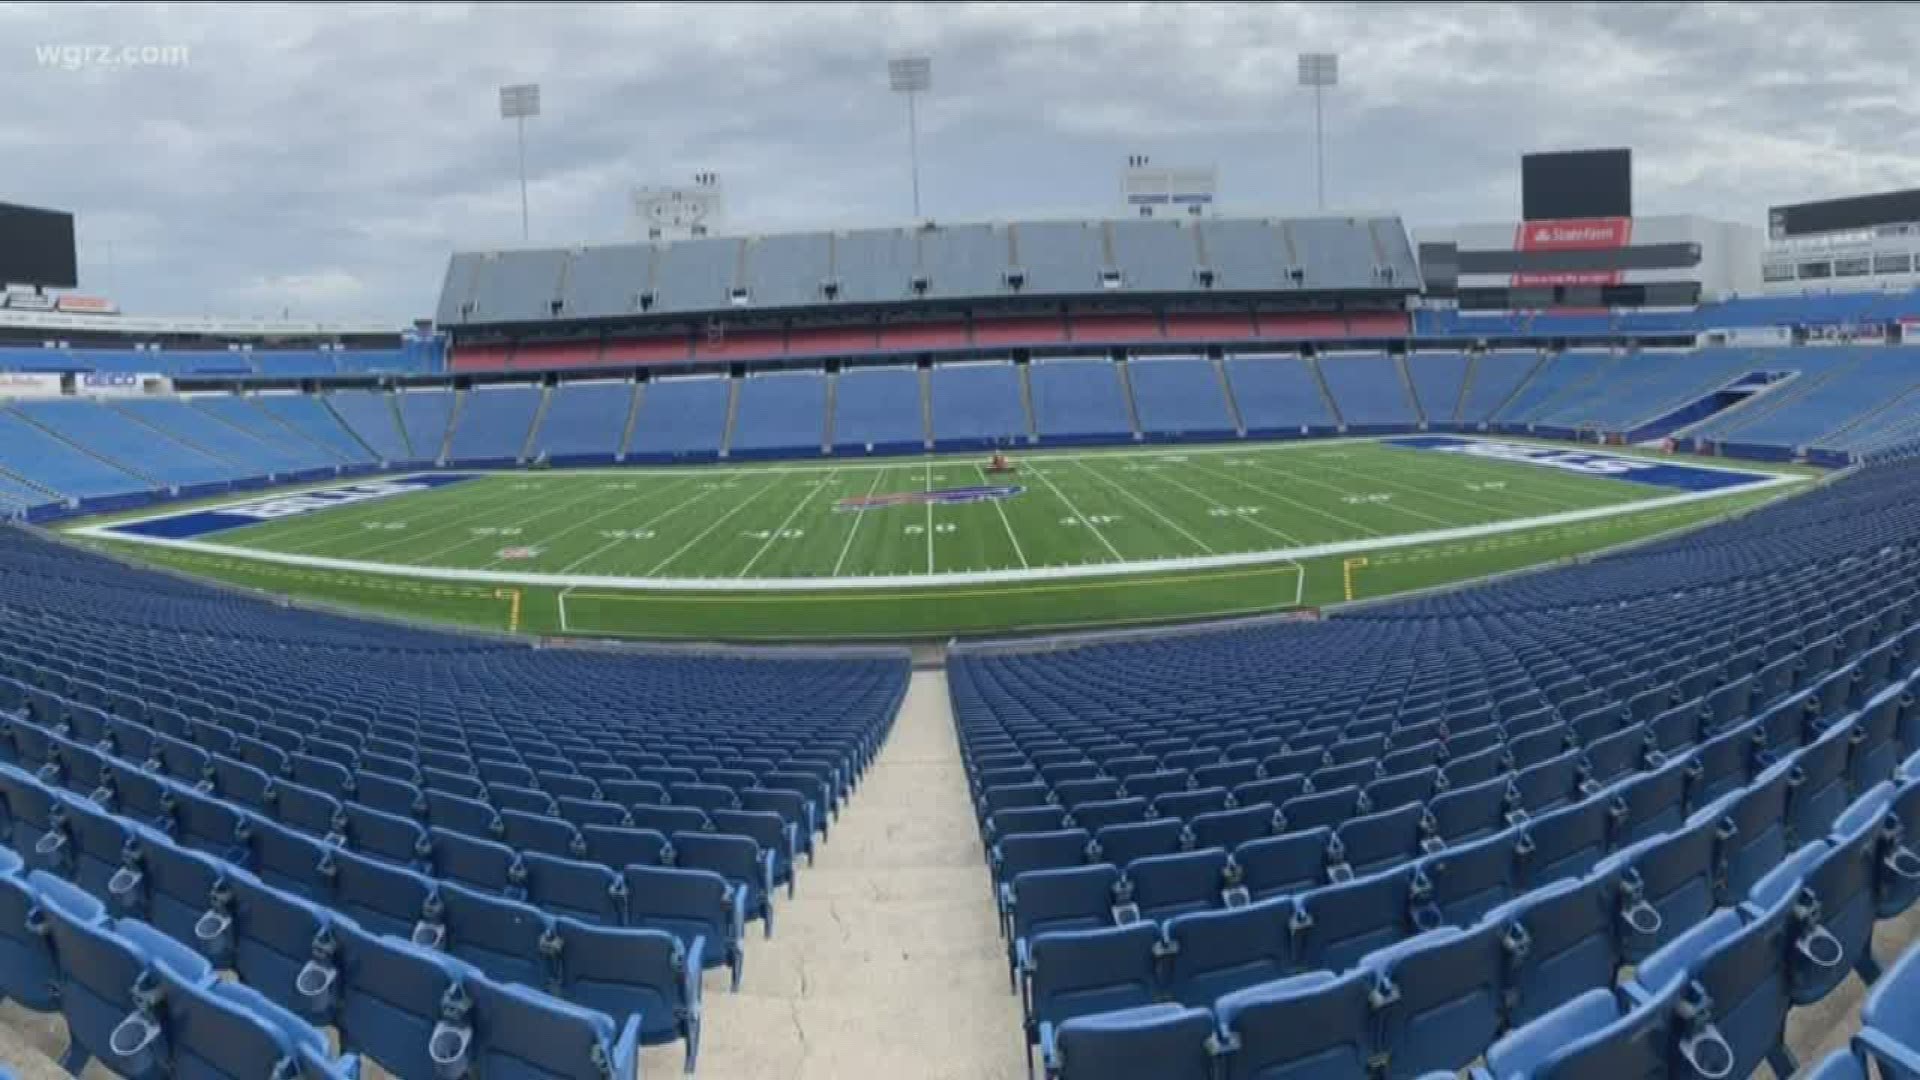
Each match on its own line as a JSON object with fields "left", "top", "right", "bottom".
{"left": 836, "top": 485, "right": 1024, "bottom": 512}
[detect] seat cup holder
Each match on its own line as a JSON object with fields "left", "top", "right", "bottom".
{"left": 1796, "top": 925, "right": 1846, "bottom": 969}
{"left": 428, "top": 1021, "right": 472, "bottom": 1079}
{"left": 107, "top": 1010, "right": 163, "bottom": 1073}
{"left": 1679, "top": 1026, "right": 1736, "bottom": 1080}
{"left": 1622, "top": 900, "right": 1663, "bottom": 937}
{"left": 1885, "top": 846, "right": 1920, "bottom": 881}
{"left": 295, "top": 961, "right": 338, "bottom": 1013}
{"left": 107, "top": 866, "right": 142, "bottom": 900}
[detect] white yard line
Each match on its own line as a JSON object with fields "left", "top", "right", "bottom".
{"left": 1026, "top": 463, "right": 1125, "bottom": 561}
{"left": 1074, "top": 460, "right": 1215, "bottom": 555}
{"left": 831, "top": 470, "right": 888, "bottom": 576}
{"left": 71, "top": 472, "right": 1807, "bottom": 591}
{"left": 739, "top": 469, "right": 839, "bottom": 577}
{"left": 976, "top": 464, "right": 1030, "bottom": 569}
{"left": 1143, "top": 465, "right": 1305, "bottom": 546}
{"left": 1187, "top": 462, "right": 1386, "bottom": 536}
{"left": 1238, "top": 456, "right": 1461, "bottom": 529}
{"left": 646, "top": 477, "right": 782, "bottom": 575}
{"left": 406, "top": 481, "right": 620, "bottom": 566}
{"left": 924, "top": 462, "right": 935, "bottom": 573}
{"left": 557, "top": 481, "right": 720, "bottom": 573}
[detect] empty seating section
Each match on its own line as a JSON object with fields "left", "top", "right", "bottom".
{"left": 557, "top": 246, "right": 657, "bottom": 321}
{"left": 0, "top": 411, "right": 144, "bottom": 501}
{"left": 629, "top": 377, "right": 730, "bottom": 458}
{"left": 653, "top": 240, "right": 740, "bottom": 314}
{"left": 931, "top": 364, "right": 1028, "bottom": 447}
{"left": 1456, "top": 351, "right": 1540, "bottom": 423}
{"left": 1012, "top": 223, "right": 1106, "bottom": 295}
{"left": 953, "top": 448, "right": 1920, "bottom": 1076}
{"left": 447, "top": 385, "right": 542, "bottom": 464}
{"left": 439, "top": 217, "right": 1423, "bottom": 326}
{"left": 13, "top": 399, "right": 245, "bottom": 489}
{"left": 192, "top": 396, "right": 349, "bottom": 472}
{"left": 1127, "top": 358, "right": 1233, "bottom": 438}
{"left": 470, "top": 250, "right": 568, "bottom": 322}
{"left": 0, "top": 525, "right": 908, "bottom": 1073}
{"left": 325, "top": 390, "right": 409, "bottom": 463}
{"left": 1698, "top": 347, "right": 1920, "bottom": 452}
{"left": 1527, "top": 348, "right": 1756, "bottom": 430}
{"left": 252, "top": 394, "right": 375, "bottom": 465}
{"left": 1405, "top": 352, "right": 1469, "bottom": 424}
{"left": 534, "top": 381, "right": 635, "bottom": 462}
{"left": 1317, "top": 353, "right": 1417, "bottom": 427}
{"left": 0, "top": 346, "right": 421, "bottom": 377}
{"left": 396, "top": 389, "right": 456, "bottom": 462}
{"left": 1030, "top": 360, "right": 1134, "bottom": 442}
{"left": 1493, "top": 350, "right": 1620, "bottom": 424}
{"left": 742, "top": 234, "right": 832, "bottom": 309}
{"left": 833, "top": 368, "right": 926, "bottom": 451}
{"left": 1224, "top": 357, "right": 1333, "bottom": 433}
{"left": 1109, "top": 221, "right": 1201, "bottom": 293}
{"left": 731, "top": 372, "right": 827, "bottom": 455}
{"left": 113, "top": 397, "right": 316, "bottom": 477}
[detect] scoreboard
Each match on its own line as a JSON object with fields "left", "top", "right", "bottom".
{"left": 0, "top": 201, "right": 77, "bottom": 289}
{"left": 1521, "top": 149, "right": 1632, "bottom": 222}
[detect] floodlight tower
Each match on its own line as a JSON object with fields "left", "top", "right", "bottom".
{"left": 1297, "top": 53, "right": 1338, "bottom": 212}
{"left": 888, "top": 55, "right": 931, "bottom": 219}
{"left": 499, "top": 83, "right": 542, "bottom": 242}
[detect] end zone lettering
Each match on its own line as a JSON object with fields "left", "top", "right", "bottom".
{"left": 224, "top": 480, "right": 446, "bottom": 521}
{"left": 103, "top": 473, "right": 481, "bottom": 540}
{"left": 1431, "top": 441, "right": 1659, "bottom": 477}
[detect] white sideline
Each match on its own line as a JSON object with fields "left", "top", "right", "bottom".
{"left": 68, "top": 473, "right": 1806, "bottom": 593}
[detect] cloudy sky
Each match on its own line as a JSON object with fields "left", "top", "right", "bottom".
{"left": 2, "top": 1, "right": 1915, "bottom": 324}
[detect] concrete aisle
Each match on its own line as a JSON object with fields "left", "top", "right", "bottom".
{"left": 640, "top": 667, "right": 1024, "bottom": 1079}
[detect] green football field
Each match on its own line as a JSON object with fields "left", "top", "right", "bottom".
{"left": 68, "top": 439, "right": 1812, "bottom": 639}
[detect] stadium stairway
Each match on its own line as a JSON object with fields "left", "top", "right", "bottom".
{"left": 1395, "top": 354, "right": 1426, "bottom": 428}
{"left": 1017, "top": 365, "right": 1039, "bottom": 445}
{"left": 438, "top": 390, "right": 464, "bottom": 464}
{"left": 620, "top": 381, "right": 646, "bottom": 461}
{"left": 1306, "top": 357, "right": 1344, "bottom": 429}
{"left": 1116, "top": 361, "right": 1146, "bottom": 442}
{"left": 721, "top": 378, "right": 742, "bottom": 457}
{"left": 618, "top": 669, "right": 1022, "bottom": 1079}
{"left": 520, "top": 384, "right": 554, "bottom": 462}
{"left": 918, "top": 369, "right": 935, "bottom": 450}
{"left": 1483, "top": 351, "right": 1551, "bottom": 423}
{"left": 1451, "top": 353, "right": 1478, "bottom": 425}
{"left": 1212, "top": 357, "right": 1247, "bottom": 437}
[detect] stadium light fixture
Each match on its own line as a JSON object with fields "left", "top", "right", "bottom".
{"left": 499, "top": 83, "right": 542, "bottom": 242}
{"left": 887, "top": 55, "right": 932, "bottom": 220}
{"left": 1297, "top": 52, "right": 1338, "bottom": 212}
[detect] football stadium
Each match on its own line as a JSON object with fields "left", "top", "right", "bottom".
{"left": 3, "top": 4, "right": 1920, "bottom": 1079}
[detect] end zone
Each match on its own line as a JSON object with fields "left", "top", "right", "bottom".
{"left": 1381, "top": 436, "right": 1782, "bottom": 493}
{"left": 84, "top": 474, "right": 482, "bottom": 540}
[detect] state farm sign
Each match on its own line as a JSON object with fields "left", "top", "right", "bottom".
{"left": 1514, "top": 217, "right": 1633, "bottom": 251}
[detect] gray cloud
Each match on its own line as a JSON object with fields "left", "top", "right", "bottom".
{"left": 0, "top": 2, "right": 1914, "bottom": 323}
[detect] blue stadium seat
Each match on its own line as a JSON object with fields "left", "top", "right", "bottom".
{"left": 550, "top": 915, "right": 703, "bottom": 1070}
{"left": 1485, "top": 870, "right": 1623, "bottom": 1028}
{"left": 1213, "top": 968, "right": 1375, "bottom": 1080}
{"left": 622, "top": 864, "right": 746, "bottom": 990}
{"left": 1043, "top": 1002, "right": 1215, "bottom": 1080}
{"left": 1857, "top": 941, "right": 1920, "bottom": 1080}
{"left": 1023, "top": 923, "right": 1161, "bottom": 1073}
{"left": 1160, "top": 897, "right": 1293, "bottom": 1008}
{"left": 1472, "top": 980, "right": 1686, "bottom": 1080}
{"left": 1367, "top": 920, "right": 1509, "bottom": 1079}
